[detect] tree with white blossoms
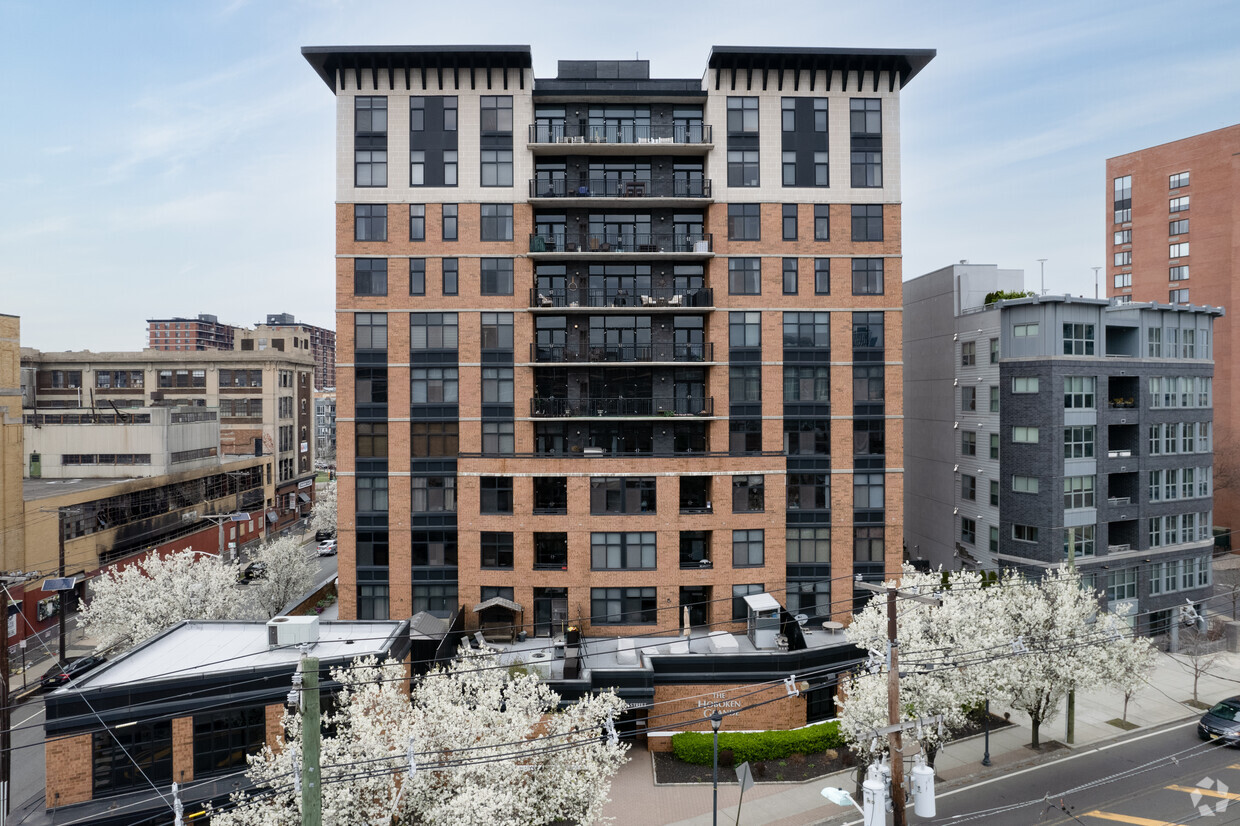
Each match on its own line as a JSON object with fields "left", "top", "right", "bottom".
{"left": 838, "top": 566, "right": 1007, "bottom": 769}
{"left": 1102, "top": 630, "right": 1157, "bottom": 725}
{"left": 79, "top": 549, "right": 249, "bottom": 652}
{"left": 249, "top": 535, "right": 320, "bottom": 619}
{"left": 991, "top": 566, "right": 1134, "bottom": 748}
{"left": 309, "top": 480, "right": 336, "bottom": 537}
{"left": 213, "top": 646, "right": 628, "bottom": 826}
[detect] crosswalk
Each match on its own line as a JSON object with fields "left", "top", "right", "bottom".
{"left": 1077, "top": 763, "right": 1240, "bottom": 825}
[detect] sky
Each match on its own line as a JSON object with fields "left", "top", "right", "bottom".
{"left": 2, "top": 0, "right": 1238, "bottom": 352}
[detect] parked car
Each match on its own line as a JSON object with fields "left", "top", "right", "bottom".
{"left": 1198, "top": 696, "right": 1240, "bottom": 744}
{"left": 237, "top": 561, "right": 268, "bottom": 582}
{"left": 317, "top": 539, "right": 338, "bottom": 556}
{"left": 315, "top": 529, "right": 336, "bottom": 543}
{"left": 41, "top": 655, "right": 107, "bottom": 690}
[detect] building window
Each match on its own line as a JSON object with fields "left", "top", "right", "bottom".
{"left": 354, "top": 258, "right": 387, "bottom": 296}
{"left": 728, "top": 204, "right": 760, "bottom": 240}
{"left": 533, "top": 477, "right": 568, "bottom": 513}
{"left": 787, "top": 473, "right": 828, "bottom": 510}
{"left": 728, "top": 258, "right": 761, "bottom": 294}
{"left": 356, "top": 422, "right": 388, "bottom": 457}
{"left": 729, "top": 311, "right": 761, "bottom": 347}
{"left": 1113, "top": 175, "right": 1131, "bottom": 223}
{"left": 1170, "top": 265, "right": 1189, "bottom": 282}
{"left": 1063, "top": 377, "right": 1095, "bottom": 409}
{"left": 356, "top": 476, "right": 388, "bottom": 512}
{"left": 853, "top": 472, "right": 884, "bottom": 509}
{"left": 961, "top": 475, "right": 976, "bottom": 501}
{"left": 355, "top": 96, "right": 387, "bottom": 187}
{"left": 1170, "top": 171, "right": 1190, "bottom": 189}
{"left": 1013, "top": 322, "right": 1039, "bottom": 338}
{"left": 1012, "top": 524, "right": 1039, "bottom": 543}
{"left": 1169, "top": 242, "right": 1190, "bottom": 259}
{"left": 1012, "top": 475, "right": 1039, "bottom": 494}
{"left": 442, "top": 204, "right": 458, "bottom": 240}
{"left": 591, "top": 532, "right": 656, "bottom": 570}
{"left": 355, "top": 313, "right": 387, "bottom": 351}
{"left": 481, "top": 154, "right": 514, "bottom": 187}
{"left": 1170, "top": 195, "right": 1190, "bottom": 213}
{"left": 409, "top": 205, "right": 425, "bottom": 241}
{"left": 1062, "top": 323, "right": 1095, "bottom": 355}
{"left": 534, "top": 533, "right": 569, "bottom": 569}
{"left": 411, "top": 476, "right": 455, "bottom": 512}
{"left": 410, "top": 313, "right": 458, "bottom": 351}
{"left": 1114, "top": 272, "right": 1132, "bottom": 288}
{"left": 732, "top": 475, "right": 764, "bottom": 513}
{"left": 1169, "top": 219, "right": 1189, "bottom": 236}
{"left": 851, "top": 204, "right": 882, "bottom": 241}
{"left": 410, "top": 422, "right": 459, "bottom": 457}
{"left": 961, "top": 386, "right": 976, "bottom": 412}
{"left": 442, "top": 258, "right": 458, "bottom": 295}
{"left": 1066, "top": 525, "right": 1096, "bottom": 559}
{"left": 408, "top": 259, "right": 426, "bottom": 296}
{"left": 961, "top": 431, "right": 976, "bottom": 456}
{"left": 814, "top": 150, "right": 828, "bottom": 186}
{"left": 1064, "top": 426, "right": 1095, "bottom": 459}
{"left": 787, "top": 527, "right": 831, "bottom": 563}
{"left": 1064, "top": 475, "right": 1095, "bottom": 509}
{"left": 1011, "top": 376, "right": 1039, "bottom": 393}
{"left": 849, "top": 98, "right": 882, "bottom": 187}
{"left": 988, "top": 480, "right": 999, "bottom": 507}
{"left": 853, "top": 364, "right": 883, "bottom": 402}
{"left": 481, "top": 204, "right": 514, "bottom": 241}
{"left": 481, "top": 532, "right": 514, "bottom": 569}
{"left": 93, "top": 720, "right": 173, "bottom": 794}
{"left": 961, "top": 341, "right": 976, "bottom": 366}
{"left": 783, "top": 258, "right": 799, "bottom": 294}
{"left": 989, "top": 385, "right": 1000, "bottom": 412}
{"left": 481, "top": 367, "right": 514, "bottom": 404}
{"left": 782, "top": 204, "right": 797, "bottom": 240}
{"left": 410, "top": 368, "right": 458, "bottom": 404}
{"left": 355, "top": 204, "right": 387, "bottom": 241}
{"left": 592, "top": 587, "right": 657, "bottom": 625}
{"left": 411, "top": 583, "right": 457, "bottom": 618}
{"left": 730, "top": 366, "right": 762, "bottom": 402}
{"left": 481, "top": 259, "right": 515, "bottom": 295}
{"left": 409, "top": 150, "right": 425, "bottom": 186}
{"left": 1012, "top": 426, "right": 1039, "bottom": 443}
{"left": 1114, "top": 251, "right": 1131, "bottom": 266}
{"left": 1114, "top": 229, "right": 1131, "bottom": 245}
{"left": 482, "top": 421, "right": 514, "bottom": 454}
{"left": 732, "top": 529, "right": 765, "bottom": 567}
{"left": 193, "top": 708, "right": 266, "bottom": 778}
{"left": 729, "top": 419, "right": 761, "bottom": 453}
{"left": 728, "top": 150, "right": 760, "bottom": 187}
{"left": 481, "top": 312, "right": 514, "bottom": 350}
{"left": 788, "top": 419, "right": 831, "bottom": 455}
{"left": 727, "top": 97, "right": 759, "bottom": 133}
{"left": 480, "top": 95, "right": 513, "bottom": 133}
{"left": 813, "top": 204, "right": 829, "bottom": 240}
{"left": 805, "top": 258, "right": 828, "bottom": 295}
{"left": 851, "top": 258, "right": 883, "bottom": 295}
{"left": 854, "top": 526, "right": 884, "bottom": 562}
{"left": 480, "top": 477, "right": 513, "bottom": 514}
{"left": 989, "top": 525, "right": 999, "bottom": 552}
{"left": 960, "top": 517, "right": 976, "bottom": 545}
{"left": 785, "top": 311, "right": 830, "bottom": 348}
{"left": 590, "top": 477, "right": 657, "bottom": 514}
{"left": 1170, "top": 288, "right": 1190, "bottom": 304}
{"left": 783, "top": 365, "right": 829, "bottom": 402}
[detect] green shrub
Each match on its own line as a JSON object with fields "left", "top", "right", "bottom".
{"left": 670, "top": 721, "right": 845, "bottom": 765}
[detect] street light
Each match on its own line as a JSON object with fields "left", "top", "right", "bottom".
{"left": 1038, "top": 258, "right": 1048, "bottom": 295}
{"left": 710, "top": 711, "right": 723, "bottom": 826}
{"left": 981, "top": 698, "right": 991, "bottom": 766}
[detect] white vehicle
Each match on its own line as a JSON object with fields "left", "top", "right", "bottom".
{"left": 316, "top": 539, "right": 338, "bottom": 556}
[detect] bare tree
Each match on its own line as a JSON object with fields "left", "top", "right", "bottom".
{"left": 1170, "top": 620, "right": 1219, "bottom": 705}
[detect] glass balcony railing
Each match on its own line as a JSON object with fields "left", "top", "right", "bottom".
{"left": 528, "top": 233, "right": 712, "bottom": 254}
{"left": 528, "top": 123, "right": 712, "bottom": 145}
{"left": 530, "top": 396, "right": 713, "bottom": 417}
{"left": 529, "top": 178, "right": 711, "bottom": 199}
{"left": 530, "top": 343, "right": 713, "bottom": 363}
{"left": 529, "top": 286, "right": 713, "bottom": 309}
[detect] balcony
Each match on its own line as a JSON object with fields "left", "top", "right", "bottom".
{"left": 1107, "top": 496, "right": 1132, "bottom": 507}
{"left": 530, "top": 396, "right": 714, "bottom": 418}
{"left": 1108, "top": 398, "right": 1137, "bottom": 409}
{"left": 529, "top": 177, "right": 712, "bottom": 204}
{"left": 530, "top": 342, "right": 713, "bottom": 364}
{"left": 527, "top": 123, "right": 713, "bottom": 154}
{"left": 529, "top": 286, "right": 713, "bottom": 311}
{"left": 528, "top": 233, "right": 713, "bottom": 257}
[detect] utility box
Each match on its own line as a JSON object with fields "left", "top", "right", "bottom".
{"left": 267, "top": 615, "right": 320, "bottom": 648}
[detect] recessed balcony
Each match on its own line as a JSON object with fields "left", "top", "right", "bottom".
{"left": 528, "top": 286, "right": 713, "bottom": 311}
{"left": 527, "top": 233, "right": 713, "bottom": 258}
{"left": 529, "top": 342, "right": 713, "bottom": 364}
{"left": 529, "top": 396, "right": 714, "bottom": 419}
{"left": 528, "top": 177, "right": 712, "bottom": 207}
{"left": 527, "top": 123, "right": 713, "bottom": 155}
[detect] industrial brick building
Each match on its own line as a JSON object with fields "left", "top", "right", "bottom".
{"left": 303, "top": 44, "right": 933, "bottom": 637}
{"left": 1106, "top": 124, "right": 1240, "bottom": 534}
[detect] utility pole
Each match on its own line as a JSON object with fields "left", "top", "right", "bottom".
{"left": 300, "top": 655, "right": 322, "bottom": 826}
{"left": 856, "top": 578, "right": 942, "bottom": 826}
{"left": 57, "top": 507, "right": 69, "bottom": 664}
{"left": 1092, "top": 266, "right": 1102, "bottom": 300}
{"left": 1, "top": 582, "right": 9, "bottom": 821}
{"left": 1066, "top": 527, "right": 1076, "bottom": 745}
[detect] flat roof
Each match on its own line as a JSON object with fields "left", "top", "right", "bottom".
{"left": 73, "top": 619, "right": 406, "bottom": 688}
{"left": 22, "top": 455, "right": 266, "bottom": 502}
{"left": 707, "top": 46, "right": 935, "bottom": 89}
{"left": 302, "top": 45, "right": 533, "bottom": 92}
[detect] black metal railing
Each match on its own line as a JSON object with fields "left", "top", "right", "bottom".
{"left": 530, "top": 343, "right": 713, "bottom": 363}
{"left": 528, "top": 233, "right": 713, "bottom": 254}
{"left": 529, "top": 286, "right": 713, "bottom": 309}
{"left": 529, "top": 178, "right": 711, "bottom": 199}
{"left": 530, "top": 396, "right": 714, "bottom": 417}
{"left": 528, "top": 123, "right": 713, "bottom": 145}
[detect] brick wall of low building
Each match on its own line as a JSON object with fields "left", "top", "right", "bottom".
{"left": 45, "top": 732, "right": 92, "bottom": 808}
{"left": 172, "top": 716, "right": 194, "bottom": 784}
{"left": 266, "top": 702, "right": 286, "bottom": 753}
{"left": 646, "top": 681, "right": 808, "bottom": 752}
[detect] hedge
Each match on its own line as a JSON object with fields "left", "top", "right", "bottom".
{"left": 670, "top": 721, "right": 846, "bottom": 765}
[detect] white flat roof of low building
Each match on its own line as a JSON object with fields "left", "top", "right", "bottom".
{"left": 75, "top": 619, "right": 405, "bottom": 688}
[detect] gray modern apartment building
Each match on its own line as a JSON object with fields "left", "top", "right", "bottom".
{"left": 905, "top": 264, "right": 1221, "bottom": 633}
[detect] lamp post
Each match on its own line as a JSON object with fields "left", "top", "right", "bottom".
{"left": 1038, "top": 258, "right": 1048, "bottom": 295}
{"left": 710, "top": 711, "right": 723, "bottom": 826}
{"left": 981, "top": 699, "right": 991, "bottom": 766}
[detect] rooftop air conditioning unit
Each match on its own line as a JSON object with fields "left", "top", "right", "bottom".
{"left": 268, "top": 615, "right": 320, "bottom": 648}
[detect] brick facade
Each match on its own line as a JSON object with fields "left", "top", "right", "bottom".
{"left": 173, "top": 715, "right": 194, "bottom": 783}
{"left": 647, "top": 682, "right": 808, "bottom": 751}
{"left": 44, "top": 732, "right": 92, "bottom": 808}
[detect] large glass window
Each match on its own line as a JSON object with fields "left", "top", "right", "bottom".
{"left": 732, "top": 529, "right": 765, "bottom": 567}
{"left": 590, "top": 477, "right": 656, "bottom": 514}
{"left": 410, "top": 313, "right": 458, "bottom": 351}
{"left": 728, "top": 204, "right": 761, "bottom": 240}
{"left": 851, "top": 205, "right": 883, "bottom": 241}
{"left": 481, "top": 259, "right": 515, "bottom": 295}
{"left": 787, "top": 527, "right": 831, "bottom": 563}
{"left": 1064, "top": 377, "right": 1096, "bottom": 409}
{"left": 732, "top": 475, "right": 764, "bottom": 512}
{"left": 410, "top": 367, "right": 458, "bottom": 404}
{"left": 729, "top": 311, "right": 761, "bottom": 348}
{"left": 355, "top": 96, "right": 388, "bottom": 187}
{"left": 849, "top": 99, "right": 882, "bottom": 187}
{"left": 481, "top": 204, "right": 514, "bottom": 241}
{"left": 194, "top": 708, "right": 266, "bottom": 778}
{"left": 354, "top": 258, "right": 387, "bottom": 296}
{"left": 788, "top": 473, "right": 828, "bottom": 510}
{"left": 355, "top": 204, "right": 387, "bottom": 241}
{"left": 591, "top": 532, "right": 656, "bottom": 569}
{"left": 726, "top": 97, "right": 759, "bottom": 134}
{"left": 1062, "top": 323, "right": 1096, "bottom": 356}
{"left": 852, "top": 258, "right": 883, "bottom": 295}
{"left": 356, "top": 476, "right": 388, "bottom": 512}
{"left": 481, "top": 532, "right": 514, "bottom": 568}
{"left": 93, "top": 720, "right": 172, "bottom": 794}
{"left": 355, "top": 313, "right": 387, "bottom": 351}
{"left": 411, "top": 476, "right": 455, "bottom": 512}
{"left": 480, "top": 477, "right": 513, "bottom": 514}
{"left": 729, "top": 258, "right": 761, "bottom": 294}
{"left": 592, "top": 587, "right": 657, "bottom": 624}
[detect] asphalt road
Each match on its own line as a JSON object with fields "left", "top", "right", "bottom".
{"left": 913, "top": 720, "right": 1240, "bottom": 825}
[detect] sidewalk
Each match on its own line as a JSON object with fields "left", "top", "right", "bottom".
{"left": 602, "top": 646, "right": 1240, "bottom": 825}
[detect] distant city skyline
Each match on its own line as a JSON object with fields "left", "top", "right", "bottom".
{"left": 3, "top": 0, "right": 1238, "bottom": 351}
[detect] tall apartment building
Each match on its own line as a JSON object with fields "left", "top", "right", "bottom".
{"left": 906, "top": 264, "right": 1220, "bottom": 634}
{"left": 304, "top": 45, "right": 933, "bottom": 632}
{"left": 1106, "top": 124, "right": 1240, "bottom": 533}
{"left": 146, "top": 314, "right": 237, "bottom": 351}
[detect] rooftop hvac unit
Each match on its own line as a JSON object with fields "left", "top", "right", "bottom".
{"left": 268, "top": 615, "right": 320, "bottom": 648}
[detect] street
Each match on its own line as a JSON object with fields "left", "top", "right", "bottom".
{"left": 916, "top": 721, "right": 1240, "bottom": 825}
